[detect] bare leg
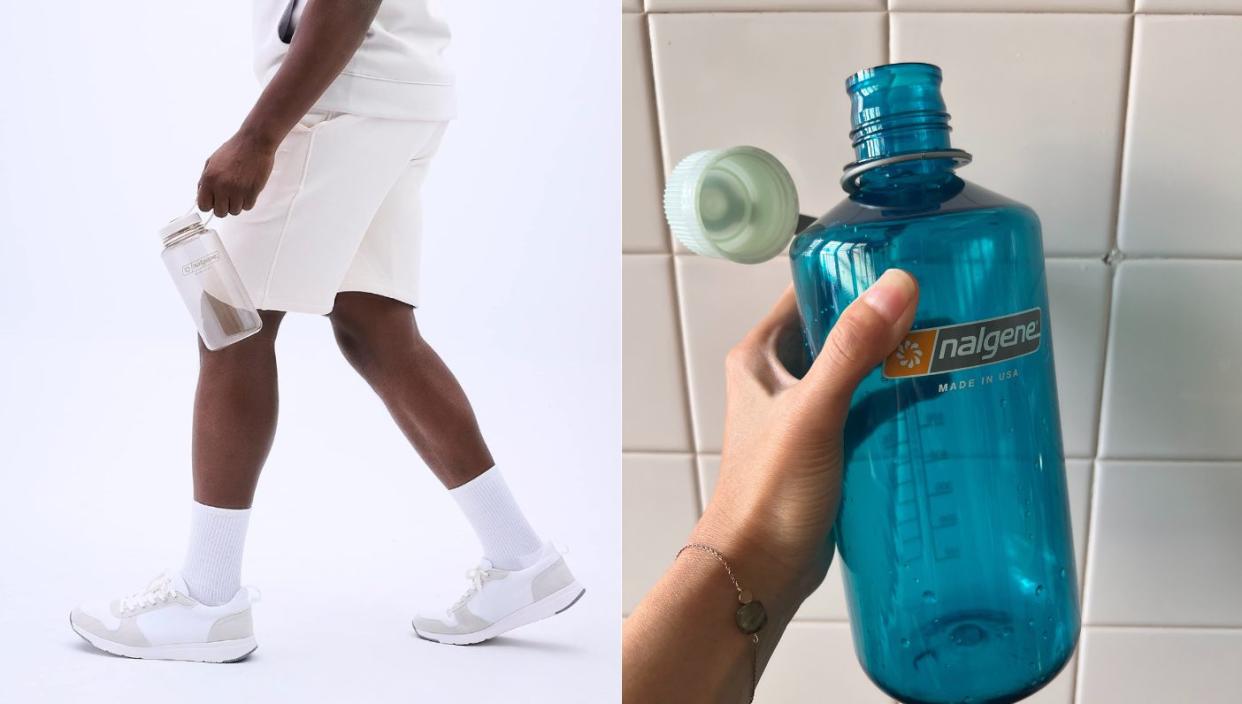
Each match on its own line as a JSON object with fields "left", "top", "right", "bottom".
{"left": 328, "top": 292, "right": 493, "bottom": 488}
{"left": 328, "top": 292, "right": 581, "bottom": 637}
{"left": 192, "top": 310, "right": 286, "bottom": 508}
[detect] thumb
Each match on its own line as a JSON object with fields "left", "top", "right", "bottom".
{"left": 796, "top": 269, "right": 919, "bottom": 422}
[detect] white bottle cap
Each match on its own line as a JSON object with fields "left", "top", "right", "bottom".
{"left": 159, "top": 211, "right": 204, "bottom": 240}
{"left": 663, "top": 146, "right": 798, "bottom": 264}
{"left": 159, "top": 209, "right": 214, "bottom": 247}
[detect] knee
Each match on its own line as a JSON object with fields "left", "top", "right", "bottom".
{"left": 330, "top": 294, "right": 422, "bottom": 375}
{"left": 331, "top": 318, "right": 377, "bottom": 374}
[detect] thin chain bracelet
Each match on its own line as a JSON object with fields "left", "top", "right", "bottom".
{"left": 678, "top": 543, "right": 768, "bottom": 703}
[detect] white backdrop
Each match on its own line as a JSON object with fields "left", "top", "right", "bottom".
{"left": 0, "top": 1, "right": 619, "bottom": 702}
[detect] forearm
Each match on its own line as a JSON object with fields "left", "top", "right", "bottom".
{"left": 622, "top": 509, "right": 812, "bottom": 703}
{"left": 237, "top": 0, "right": 381, "bottom": 148}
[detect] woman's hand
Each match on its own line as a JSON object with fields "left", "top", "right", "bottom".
{"left": 691, "top": 269, "right": 919, "bottom": 606}
{"left": 623, "top": 270, "right": 919, "bottom": 703}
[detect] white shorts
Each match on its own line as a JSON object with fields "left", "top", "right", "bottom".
{"left": 219, "top": 112, "right": 448, "bottom": 314}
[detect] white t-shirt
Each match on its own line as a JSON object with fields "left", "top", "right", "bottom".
{"left": 253, "top": 0, "right": 455, "bottom": 121}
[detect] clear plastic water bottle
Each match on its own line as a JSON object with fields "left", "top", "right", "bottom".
{"left": 159, "top": 210, "right": 262, "bottom": 350}
{"left": 664, "top": 63, "right": 1078, "bottom": 703}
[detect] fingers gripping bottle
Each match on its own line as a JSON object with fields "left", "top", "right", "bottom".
{"left": 159, "top": 211, "right": 263, "bottom": 350}
{"left": 664, "top": 63, "right": 1078, "bottom": 704}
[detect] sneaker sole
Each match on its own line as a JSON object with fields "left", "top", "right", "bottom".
{"left": 413, "top": 580, "right": 586, "bottom": 646}
{"left": 70, "top": 613, "right": 257, "bottom": 663}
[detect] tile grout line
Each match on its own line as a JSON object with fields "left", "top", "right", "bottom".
{"left": 630, "top": 250, "right": 1242, "bottom": 260}
{"left": 660, "top": 251, "right": 1242, "bottom": 262}
{"left": 622, "top": 450, "right": 696, "bottom": 459}
{"left": 1084, "top": 622, "right": 1242, "bottom": 631}
{"left": 642, "top": 9, "right": 1240, "bottom": 17}
{"left": 621, "top": 448, "right": 1242, "bottom": 464}
{"left": 1074, "top": 15, "right": 1139, "bottom": 701}
{"left": 1072, "top": 266, "right": 1117, "bottom": 702}
{"left": 638, "top": 11, "right": 670, "bottom": 258}
{"left": 674, "top": 260, "right": 708, "bottom": 513}
{"left": 1108, "top": 10, "right": 1141, "bottom": 260}
{"left": 885, "top": 0, "right": 892, "bottom": 63}
{"left": 643, "top": 13, "right": 707, "bottom": 513}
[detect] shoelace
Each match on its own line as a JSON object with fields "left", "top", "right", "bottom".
{"left": 449, "top": 566, "right": 498, "bottom": 614}
{"left": 118, "top": 574, "right": 178, "bottom": 614}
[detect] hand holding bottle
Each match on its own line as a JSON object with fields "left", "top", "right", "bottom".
{"left": 623, "top": 270, "right": 918, "bottom": 702}
{"left": 196, "top": 132, "right": 278, "bottom": 218}
{"left": 691, "top": 269, "right": 919, "bottom": 604}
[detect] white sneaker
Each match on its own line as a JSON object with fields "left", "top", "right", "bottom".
{"left": 413, "top": 543, "right": 585, "bottom": 646}
{"left": 70, "top": 572, "right": 258, "bottom": 663}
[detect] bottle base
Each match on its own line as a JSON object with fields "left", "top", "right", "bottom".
{"left": 860, "top": 609, "right": 1078, "bottom": 704}
{"left": 199, "top": 323, "right": 263, "bottom": 351}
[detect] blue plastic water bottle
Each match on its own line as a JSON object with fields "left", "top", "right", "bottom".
{"left": 665, "top": 63, "right": 1079, "bottom": 703}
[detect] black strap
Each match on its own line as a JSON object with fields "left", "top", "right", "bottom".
{"left": 278, "top": 0, "right": 299, "bottom": 44}
{"left": 796, "top": 214, "right": 817, "bottom": 234}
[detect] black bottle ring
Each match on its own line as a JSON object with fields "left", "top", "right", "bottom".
{"left": 840, "top": 149, "right": 973, "bottom": 194}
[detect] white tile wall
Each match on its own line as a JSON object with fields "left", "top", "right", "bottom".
{"left": 1045, "top": 261, "right": 1111, "bottom": 458}
{"left": 622, "top": 453, "right": 699, "bottom": 613}
{"left": 1118, "top": 16, "right": 1242, "bottom": 256}
{"left": 1086, "top": 461, "right": 1242, "bottom": 627}
{"left": 1136, "top": 0, "right": 1242, "bottom": 12}
{"left": 1076, "top": 628, "right": 1242, "bottom": 703}
{"left": 622, "top": 256, "right": 692, "bottom": 450}
{"left": 891, "top": 12, "right": 1130, "bottom": 256}
{"left": 1029, "top": 654, "right": 1078, "bottom": 704}
{"left": 650, "top": 0, "right": 884, "bottom": 9}
{"left": 649, "top": 12, "right": 887, "bottom": 219}
{"left": 622, "top": 15, "right": 669, "bottom": 253}
{"left": 677, "top": 257, "right": 791, "bottom": 452}
{"left": 1099, "top": 261, "right": 1242, "bottom": 459}
{"left": 892, "top": 0, "right": 1130, "bottom": 10}
{"left": 624, "top": 2, "right": 1242, "bottom": 701}
{"left": 756, "top": 623, "right": 891, "bottom": 703}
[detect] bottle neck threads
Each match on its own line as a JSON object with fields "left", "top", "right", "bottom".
{"left": 161, "top": 223, "right": 206, "bottom": 248}
{"left": 847, "top": 62, "right": 953, "bottom": 163}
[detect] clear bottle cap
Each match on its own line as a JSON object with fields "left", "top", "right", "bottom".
{"left": 663, "top": 146, "right": 798, "bottom": 264}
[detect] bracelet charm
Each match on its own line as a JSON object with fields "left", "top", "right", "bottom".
{"left": 736, "top": 599, "right": 767, "bottom": 634}
{"left": 678, "top": 543, "right": 766, "bottom": 703}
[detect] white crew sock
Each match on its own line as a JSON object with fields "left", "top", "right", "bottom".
{"left": 449, "top": 467, "right": 544, "bottom": 570}
{"left": 181, "top": 501, "right": 250, "bottom": 606}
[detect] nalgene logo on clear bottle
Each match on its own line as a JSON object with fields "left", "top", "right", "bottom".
{"left": 182, "top": 251, "right": 222, "bottom": 277}
{"left": 883, "top": 308, "right": 1041, "bottom": 379}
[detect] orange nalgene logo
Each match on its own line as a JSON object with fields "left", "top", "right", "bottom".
{"left": 883, "top": 329, "right": 937, "bottom": 378}
{"left": 882, "top": 308, "right": 1043, "bottom": 380}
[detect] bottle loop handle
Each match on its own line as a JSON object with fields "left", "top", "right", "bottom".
{"left": 840, "top": 149, "right": 973, "bottom": 195}
{"left": 195, "top": 206, "right": 215, "bottom": 229}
